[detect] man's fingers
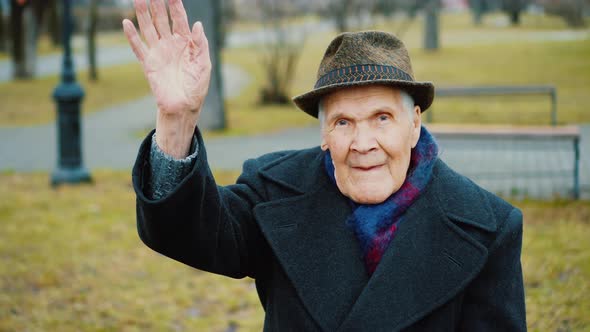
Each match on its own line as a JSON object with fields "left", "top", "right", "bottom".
{"left": 169, "top": 0, "right": 190, "bottom": 36}
{"left": 192, "top": 22, "right": 212, "bottom": 69}
{"left": 150, "top": 0, "right": 172, "bottom": 38}
{"left": 191, "top": 22, "right": 209, "bottom": 53}
{"left": 123, "top": 19, "right": 147, "bottom": 63}
{"left": 191, "top": 22, "right": 201, "bottom": 46}
{"left": 133, "top": 0, "right": 159, "bottom": 46}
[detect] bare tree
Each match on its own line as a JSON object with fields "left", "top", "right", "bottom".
{"left": 217, "top": 0, "right": 236, "bottom": 49}
{"left": 501, "top": 0, "right": 527, "bottom": 25}
{"left": 469, "top": 0, "right": 489, "bottom": 25}
{"left": 372, "top": 0, "right": 398, "bottom": 17}
{"left": 327, "top": 0, "right": 377, "bottom": 32}
{"left": 184, "top": 0, "right": 226, "bottom": 130}
{"left": 87, "top": 0, "right": 98, "bottom": 81}
{"left": 10, "top": 0, "right": 49, "bottom": 79}
{"left": 0, "top": 0, "right": 5, "bottom": 52}
{"left": 47, "top": 0, "right": 60, "bottom": 46}
{"left": 424, "top": 0, "right": 440, "bottom": 51}
{"left": 541, "top": 0, "right": 587, "bottom": 27}
{"left": 258, "top": 0, "right": 306, "bottom": 104}
{"left": 331, "top": 0, "right": 355, "bottom": 32}
{"left": 10, "top": 0, "right": 34, "bottom": 79}
{"left": 369, "top": 0, "right": 421, "bottom": 38}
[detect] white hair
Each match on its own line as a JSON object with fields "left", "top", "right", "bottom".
{"left": 318, "top": 89, "right": 415, "bottom": 129}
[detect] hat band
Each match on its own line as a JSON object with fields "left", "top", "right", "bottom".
{"left": 314, "top": 64, "right": 414, "bottom": 89}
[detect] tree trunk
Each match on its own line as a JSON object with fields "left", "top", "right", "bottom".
{"left": 184, "top": 0, "right": 226, "bottom": 130}
{"left": 10, "top": 0, "right": 32, "bottom": 79}
{"left": 88, "top": 0, "right": 98, "bottom": 81}
{"left": 333, "top": 0, "right": 353, "bottom": 32}
{"left": 509, "top": 10, "right": 520, "bottom": 25}
{"left": 24, "top": 4, "right": 38, "bottom": 78}
{"left": 470, "top": 0, "right": 484, "bottom": 25}
{"left": 543, "top": 0, "right": 586, "bottom": 27}
{"left": 0, "top": 0, "right": 5, "bottom": 52}
{"left": 214, "top": 0, "right": 225, "bottom": 50}
{"left": 502, "top": 0, "right": 523, "bottom": 26}
{"left": 47, "top": 0, "right": 61, "bottom": 47}
{"left": 10, "top": 1, "right": 24, "bottom": 77}
{"left": 10, "top": 0, "right": 48, "bottom": 79}
{"left": 424, "top": 0, "right": 439, "bottom": 51}
{"left": 258, "top": 0, "right": 305, "bottom": 105}
{"left": 335, "top": 13, "right": 347, "bottom": 32}
{"left": 562, "top": 0, "right": 586, "bottom": 27}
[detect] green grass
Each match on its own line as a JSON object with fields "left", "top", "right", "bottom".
{"left": 0, "top": 62, "right": 149, "bottom": 127}
{"left": 0, "top": 171, "right": 589, "bottom": 331}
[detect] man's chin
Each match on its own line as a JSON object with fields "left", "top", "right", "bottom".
{"left": 347, "top": 188, "right": 393, "bottom": 205}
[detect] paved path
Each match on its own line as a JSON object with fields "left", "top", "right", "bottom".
{"left": 0, "top": 64, "right": 249, "bottom": 174}
{"left": 0, "top": 44, "right": 133, "bottom": 82}
{"left": 1, "top": 104, "right": 588, "bottom": 199}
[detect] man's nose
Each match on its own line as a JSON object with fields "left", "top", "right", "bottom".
{"left": 350, "top": 125, "right": 378, "bottom": 153}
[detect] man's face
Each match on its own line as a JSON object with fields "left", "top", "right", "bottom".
{"left": 321, "top": 85, "right": 421, "bottom": 204}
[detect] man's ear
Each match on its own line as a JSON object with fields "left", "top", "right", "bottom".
{"left": 321, "top": 134, "right": 329, "bottom": 151}
{"left": 320, "top": 127, "right": 329, "bottom": 151}
{"left": 410, "top": 105, "right": 422, "bottom": 148}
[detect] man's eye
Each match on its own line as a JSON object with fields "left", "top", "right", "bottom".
{"left": 378, "top": 114, "right": 390, "bottom": 122}
{"left": 336, "top": 119, "right": 348, "bottom": 126}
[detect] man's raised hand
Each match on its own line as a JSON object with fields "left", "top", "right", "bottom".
{"left": 123, "top": 0, "right": 211, "bottom": 158}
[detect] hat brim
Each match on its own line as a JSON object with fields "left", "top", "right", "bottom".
{"left": 292, "top": 79, "right": 435, "bottom": 119}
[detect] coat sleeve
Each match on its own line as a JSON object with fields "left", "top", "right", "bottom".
{"left": 132, "top": 129, "right": 270, "bottom": 280}
{"left": 459, "top": 207, "right": 527, "bottom": 331}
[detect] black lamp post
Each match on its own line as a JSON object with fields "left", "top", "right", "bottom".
{"left": 51, "top": 0, "right": 91, "bottom": 186}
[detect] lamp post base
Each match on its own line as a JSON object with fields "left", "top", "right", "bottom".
{"left": 51, "top": 167, "right": 92, "bottom": 187}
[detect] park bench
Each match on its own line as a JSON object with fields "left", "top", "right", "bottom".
{"left": 426, "top": 85, "right": 581, "bottom": 199}
{"left": 428, "top": 85, "right": 558, "bottom": 125}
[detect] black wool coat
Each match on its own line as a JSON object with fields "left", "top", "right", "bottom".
{"left": 132, "top": 130, "right": 527, "bottom": 332}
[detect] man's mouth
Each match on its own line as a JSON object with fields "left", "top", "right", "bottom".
{"left": 352, "top": 164, "right": 383, "bottom": 171}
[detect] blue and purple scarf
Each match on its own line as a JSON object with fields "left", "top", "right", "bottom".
{"left": 324, "top": 126, "right": 439, "bottom": 275}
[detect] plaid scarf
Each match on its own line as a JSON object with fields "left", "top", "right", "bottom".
{"left": 324, "top": 126, "right": 439, "bottom": 275}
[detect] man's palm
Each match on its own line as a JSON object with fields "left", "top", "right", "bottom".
{"left": 123, "top": 0, "right": 211, "bottom": 117}
{"left": 144, "top": 33, "right": 211, "bottom": 115}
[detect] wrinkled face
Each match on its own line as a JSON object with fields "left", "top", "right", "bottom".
{"left": 321, "top": 85, "right": 422, "bottom": 204}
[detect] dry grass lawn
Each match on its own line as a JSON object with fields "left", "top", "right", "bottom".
{"left": 0, "top": 171, "right": 589, "bottom": 331}
{"left": 0, "top": 63, "right": 149, "bottom": 127}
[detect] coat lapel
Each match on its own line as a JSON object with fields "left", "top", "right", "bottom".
{"left": 253, "top": 149, "right": 369, "bottom": 332}
{"left": 337, "top": 161, "right": 492, "bottom": 331}
{"left": 254, "top": 152, "right": 493, "bottom": 331}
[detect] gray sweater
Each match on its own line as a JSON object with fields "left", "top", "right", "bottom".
{"left": 147, "top": 133, "right": 198, "bottom": 200}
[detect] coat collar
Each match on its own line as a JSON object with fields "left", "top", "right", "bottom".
{"left": 254, "top": 149, "right": 496, "bottom": 331}
{"left": 254, "top": 148, "right": 368, "bottom": 331}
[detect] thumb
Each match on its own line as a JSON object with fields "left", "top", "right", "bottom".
{"left": 191, "top": 21, "right": 210, "bottom": 55}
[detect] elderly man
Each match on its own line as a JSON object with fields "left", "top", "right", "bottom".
{"left": 124, "top": 0, "right": 526, "bottom": 330}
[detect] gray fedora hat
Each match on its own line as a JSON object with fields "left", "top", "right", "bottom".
{"left": 293, "top": 31, "right": 434, "bottom": 118}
